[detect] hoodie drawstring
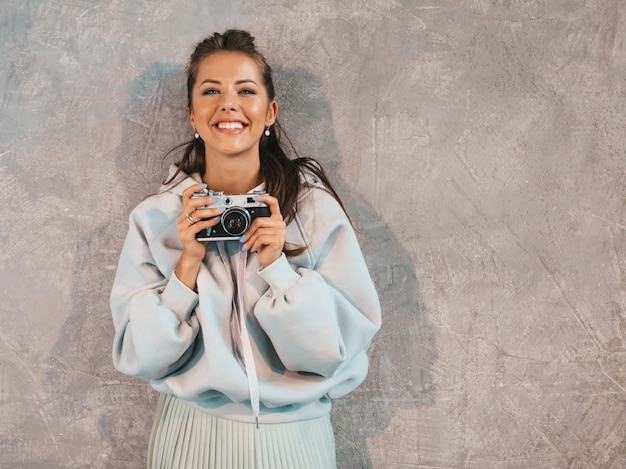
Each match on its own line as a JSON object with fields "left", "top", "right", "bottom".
{"left": 217, "top": 241, "right": 260, "bottom": 428}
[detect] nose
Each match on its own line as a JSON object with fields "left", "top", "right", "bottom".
{"left": 219, "top": 90, "right": 238, "bottom": 111}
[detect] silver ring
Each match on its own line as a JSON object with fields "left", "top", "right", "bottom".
{"left": 186, "top": 212, "right": 196, "bottom": 225}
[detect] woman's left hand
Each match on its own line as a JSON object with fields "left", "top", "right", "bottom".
{"left": 242, "top": 194, "right": 286, "bottom": 268}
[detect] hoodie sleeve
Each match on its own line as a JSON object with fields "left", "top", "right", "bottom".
{"left": 110, "top": 206, "right": 200, "bottom": 380}
{"left": 254, "top": 187, "right": 381, "bottom": 379}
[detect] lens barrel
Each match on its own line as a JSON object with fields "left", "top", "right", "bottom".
{"left": 221, "top": 208, "right": 251, "bottom": 236}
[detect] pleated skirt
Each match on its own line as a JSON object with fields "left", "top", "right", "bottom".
{"left": 148, "top": 393, "right": 337, "bottom": 469}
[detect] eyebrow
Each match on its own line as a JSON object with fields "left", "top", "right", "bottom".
{"left": 199, "top": 79, "right": 258, "bottom": 86}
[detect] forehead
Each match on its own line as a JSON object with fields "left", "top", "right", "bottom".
{"left": 195, "top": 51, "right": 263, "bottom": 82}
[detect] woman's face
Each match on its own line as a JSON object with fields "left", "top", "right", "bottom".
{"left": 189, "top": 51, "right": 277, "bottom": 162}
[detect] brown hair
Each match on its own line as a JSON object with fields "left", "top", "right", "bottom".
{"left": 165, "top": 29, "right": 348, "bottom": 255}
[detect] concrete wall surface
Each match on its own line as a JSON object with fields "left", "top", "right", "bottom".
{"left": 1, "top": 0, "right": 625, "bottom": 467}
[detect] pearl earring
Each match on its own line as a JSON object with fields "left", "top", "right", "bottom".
{"left": 264, "top": 127, "right": 270, "bottom": 137}
{"left": 194, "top": 131, "right": 199, "bottom": 139}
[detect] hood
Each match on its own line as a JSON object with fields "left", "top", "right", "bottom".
{"left": 159, "top": 164, "right": 203, "bottom": 196}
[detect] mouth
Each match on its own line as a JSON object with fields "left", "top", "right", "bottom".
{"left": 215, "top": 121, "right": 247, "bottom": 130}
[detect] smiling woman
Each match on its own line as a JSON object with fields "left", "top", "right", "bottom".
{"left": 110, "top": 30, "right": 381, "bottom": 469}
{"left": 189, "top": 51, "right": 278, "bottom": 190}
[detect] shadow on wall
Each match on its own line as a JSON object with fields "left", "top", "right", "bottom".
{"left": 43, "top": 62, "right": 436, "bottom": 468}
{"left": 42, "top": 63, "right": 188, "bottom": 468}
{"left": 273, "top": 66, "right": 437, "bottom": 468}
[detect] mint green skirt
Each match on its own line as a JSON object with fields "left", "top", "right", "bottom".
{"left": 148, "top": 394, "right": 337, "bottom": 469}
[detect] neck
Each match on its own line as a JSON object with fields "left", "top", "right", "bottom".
{"left": 202, "top": 153, "right": 262, "bottom": 194}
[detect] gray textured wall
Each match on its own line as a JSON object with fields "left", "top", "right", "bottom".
{"left": 1, "top": 1, "right": 625, "bottom": 468}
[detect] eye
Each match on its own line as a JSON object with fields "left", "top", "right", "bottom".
{"left": 202, "top": 88, "right": 219, "bottom": 96}
{"left": 239, "top": 88, "right": 256, "bottom": 95}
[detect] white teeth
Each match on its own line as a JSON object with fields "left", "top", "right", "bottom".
{"left": 217, "top": 122, "right": 244, "bottom": 129}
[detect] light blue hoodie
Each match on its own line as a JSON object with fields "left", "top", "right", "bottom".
{"left": 111, "top": 165, "right": 381, "bottom": 423}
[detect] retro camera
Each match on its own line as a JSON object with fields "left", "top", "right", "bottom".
{"left": 192, "top": 190, "right": 270, "bottom": 241}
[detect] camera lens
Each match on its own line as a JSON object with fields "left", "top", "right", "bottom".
{"left": 221, "top": 208, "right": 250, "bottom": 236}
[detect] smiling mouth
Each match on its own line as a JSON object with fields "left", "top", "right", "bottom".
{"left": 216, "top": 122, "right": 246, "bottom": 130}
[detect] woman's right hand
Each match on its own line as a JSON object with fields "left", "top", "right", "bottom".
{"left": 175, "top": 184, "right": 223, "bottom": 290}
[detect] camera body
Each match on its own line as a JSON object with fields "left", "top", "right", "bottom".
{"left": 191, "top": 190, "right": 270, "bottom": 241}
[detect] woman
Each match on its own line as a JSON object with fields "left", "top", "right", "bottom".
{"left": 111, "top": 30, "right": 381, "bottom": 468}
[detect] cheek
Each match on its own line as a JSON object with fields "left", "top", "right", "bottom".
{"left": 254, "top": 103, "right": 272, "bottom": 120}
{"left": 191, "top": 103, "right": 211, "bottom": 122}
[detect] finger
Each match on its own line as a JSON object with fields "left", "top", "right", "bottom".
{"left": 243, "top": 218, "right": 285, "bottom": 243}
{"left": 187, "top": 196, "right": 219, "bottom": 212}
{"left": 256, "top": 194, "right": 283, "bottom": 220}
{"left": 249, "top": 232, "right": 284, "bottom": 251}
{"left": 246, "top": 216, "right": 282, "bottom": 230}
{"left": 182, "top": 183, "right": 208, "bottom": 202}
{"left": 243, "top": 224, "right": 285, "bottom": 252}
{"left": 179, "top": 216, "right": 222, "bottom": 239}
{"left": 179, "top": 205, "right": 224, "bottom": 225}
{"left": 182, "top": 184, "right": 221, "bottom": 211}
{"left": 192, "top": 206, "right": 226, "bottom": 223}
